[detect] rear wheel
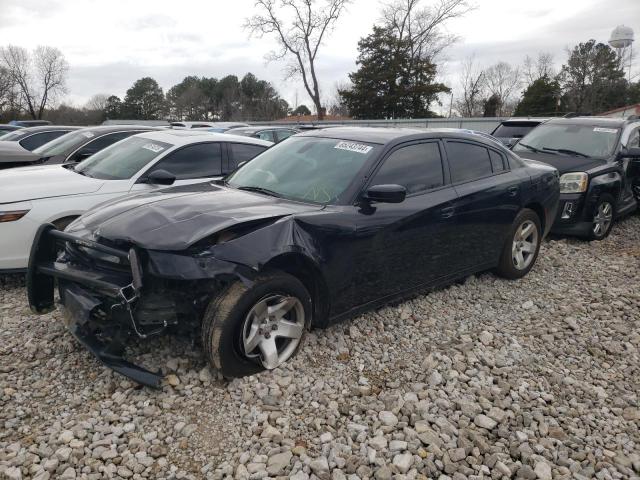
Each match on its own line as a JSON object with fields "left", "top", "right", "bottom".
{"left": 587, "top": 194, "right": 615, "bottom": 241}
{"left": 201, "top": 272, "right": 311, "bottom": 378}
{"left": 495, "top": 209, "right": 541, "bottom": 280}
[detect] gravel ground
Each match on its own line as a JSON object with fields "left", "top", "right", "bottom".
{"left": 1, "top": 215, "right": 639, "bottom": 480}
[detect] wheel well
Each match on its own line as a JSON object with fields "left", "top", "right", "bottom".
{"left": 262, "top": 253, "right": 329, "bottom": 327}
{"left": 52, "top": 215, "right": 79, "bottom": 231}
{"left": 524, "top": 203, "right": 545, "bottom": 232}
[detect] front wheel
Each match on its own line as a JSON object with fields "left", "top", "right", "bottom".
{"left": 201, "top": 272, "right": 311, "bottom": 378}
{"left": 495, "top": 209, "right": 542, "bottom": 280}
{"left": 587, "top": 194, "right": 615, "bottom": 241}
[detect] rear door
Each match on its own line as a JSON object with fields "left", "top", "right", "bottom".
{"left": 444, "top": 140, "right": 522, "bottom": 271}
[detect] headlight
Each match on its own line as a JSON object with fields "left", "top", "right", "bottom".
{"left": 0, "top": 210, "right": 30, "bottom": 223}
{"left": 559, "top": 172, "right": 588, "bottom": 194}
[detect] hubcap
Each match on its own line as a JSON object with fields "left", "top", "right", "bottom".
{"left": 512, "top": 220, "right": 539, "bottom": 270}
{"left": 242, "top": 294, "right": 305, "bottom": 369}
{"left": 592, "top": 202, "right": 613, "bottom": 237}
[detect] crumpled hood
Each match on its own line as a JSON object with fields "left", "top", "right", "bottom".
{"left": 74, "top": 182, "right": 324, "bottom": 250}
{"left": 516, "top": 151, "right": 605, "bottom": 174}
{"left": 0, "top": 140, "right": 40, "bottom": 164}
{"left": 0, "top": 164, "right": 105, "bottom": 204}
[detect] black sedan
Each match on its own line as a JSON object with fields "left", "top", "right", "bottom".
{"left": 513, "top": 116, "right": 640, "bottom": 240}
{"left": 28, "top": 128, "right": 559, "bottom": 386}
{"left": 0, "top": 125, "right": 160, "bottom": 170}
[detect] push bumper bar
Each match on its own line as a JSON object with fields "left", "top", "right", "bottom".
{"left": 26, "top": 224, "right": 163, "bottom": 388}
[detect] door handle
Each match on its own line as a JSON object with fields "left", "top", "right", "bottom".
{"left": 507, "top": 186, "right": 518, "bottom": 197}
{"left": 440, "top": 206, "right": 455, "bottom": 218}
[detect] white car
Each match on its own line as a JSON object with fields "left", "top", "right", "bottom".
{"left": 0, "top": 130, "right": 271, "bottom": 272}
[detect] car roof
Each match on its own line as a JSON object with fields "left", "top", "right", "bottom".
{"left": 78, "top": 125, "right": 162, "bottom": 134}
{"left": 13, "top": 125, "right": 81, "bottom": 133}
{"left": 133, "top": 129, "right": 273, "bottom": 147}
{"left": 228, "top": 126, "right": 296, "bottom": 133}
{"left": 544, "top": 116, "right": 630, "bottom": 128}
{"left": 498, "top": 118, "right": 550, "bottom": 125}
{"left": 296, "top": 126, "right": 508, "bottom": 148}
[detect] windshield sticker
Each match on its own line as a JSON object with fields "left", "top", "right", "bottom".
{"left": 594, "top": 127, "right": 617, "bottom": 134}
{"left": 82, "top": 132, "right": 95, "bottom": 138}
{"left": 334, "top": 141, "right": 373, "bottom": 154}
{"left": 141, "top": 143, "right": 165, "bottom": 153}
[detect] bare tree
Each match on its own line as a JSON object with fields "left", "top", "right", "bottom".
{"left": 484, "top": 61, "right": 521, "bottom": 116}
{"left": 0, "top": 45, "right": 68, "bottom": 119}
{"left": 454, "top": 55, "right": 485, "bottom": 117}
{"left": 523, "top": 52, "right": 555, "bottom": 85}
{"left": 381, "top": 0, "right": 473, "bottom": 64}
{"left": 325, "top": 81, "right": 350, "bottom": 116}
{"left": 245, "top": 0, "right": 351, "bottom": 120}
{"left": 84, "top": 93, "right": 110, "bottom": 112}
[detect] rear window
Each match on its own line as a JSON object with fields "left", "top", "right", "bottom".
{"left": 493, "top": 123, "right": 540, "bottom": 138}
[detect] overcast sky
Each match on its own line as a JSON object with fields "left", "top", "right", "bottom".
{"left": 0, "top": 0, "right": 638, "bottom": 113}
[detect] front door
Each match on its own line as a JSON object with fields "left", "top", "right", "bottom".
{"left": 345, "top": 140, "right": 458, "bottom": 309}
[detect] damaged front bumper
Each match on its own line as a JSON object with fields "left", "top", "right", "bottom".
{"left": 27, "top": 224, "right": 166, "bottom": 387}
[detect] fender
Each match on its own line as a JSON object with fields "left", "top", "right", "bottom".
{"left": 587, "top": 171, "right": 622, "bottom": 205}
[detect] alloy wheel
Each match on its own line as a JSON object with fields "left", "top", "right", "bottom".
{"left": 512, "top": 220, "right": 539, "bottom": 270}
{"left": 592, "top": 202, "right": 613, "bottom": 238}
{"left": 241, "top": 294, "right": 305, "bottom": 369}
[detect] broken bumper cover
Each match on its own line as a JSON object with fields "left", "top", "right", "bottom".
{"left": 26, "top": 224, "right": 164, "bottom": 388}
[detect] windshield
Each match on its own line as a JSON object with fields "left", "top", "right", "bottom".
{"left": 493, "top": 123, "right": 539, "bottom": 138}
{"left": 33, "top": 130, "right": 97, "bottom": 157}
{"left": 73, "top": 136, "right": 173, "bottom": 180}
{"left": 227, "top": 136, "right": 379, "bottom": 204}
{"left": 513, "top": 124, "right": 620, "bottom": 158}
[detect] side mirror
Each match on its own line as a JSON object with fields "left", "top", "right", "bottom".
{"left": 621, "top": 147, "right": 640, "bottom": 158}
{"left": 71, "top": 151, "right": 93, "bottom": 163}
{"left": 146, "top": 169, "right": 176, "bottom": 186}
{"left": 365, "top": 184, "right": 406, "bottom": 204}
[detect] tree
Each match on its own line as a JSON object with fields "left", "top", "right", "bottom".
{"left": 381, "top": 0, "right": 472, "bottom": 64}
{"left": 514, "top": 75, "right": 561, "bottom": 116}
{"left": 246, "top": 0, "right": 352, "bottom": 120}
{"left": 454, "top": 55, "right": 485, "bottom": 117}
{"left": 104, "top": 95, "right": 123, "bottom": 119}
{"left": 483, "top": 94, "right": 500, "bottom": 117}
{"left": 291, "top": 104, "right": 312, "bottom": 115}
{"left": 484, "top": 62, "right": 521, "bottom": 116}
{"left": 339, "top": 26, "right": 449, "bottom": 119}
{"left": 523, "top": 52, "right": 555, "bottom": 85}
{"left": 122, "top": 77, "right": 166, "bottom": 119}
{"left": 166, "top": 76, "right": 208, "bottom": 120}
{"left": 0, "top": 45, "right": 68, "bottom": 119}
{"left": 85, "top": 93, "right": 110, "bottom": 112}
{"left": 560, "top": 39, "right": 627, "bottom": 114}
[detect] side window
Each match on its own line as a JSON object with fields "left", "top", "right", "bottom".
{"left": 228, "top": 143, "right": 267, "bottom": 170}
{"left": 69, "top": 132, "right": 136, "bottom": 162}
{"left": 275, "top": 130, "right": 295, "bottom": 142}
{"left": 371, "top": 142, "right": 444, "bottom": 195}
{"left": 628, "top": 128, "right": 640, "bottom": 148}
{"left": 489, "top": 150, "right": 506, "bottom": 173}
{"left": 19, "top": 131, "right": 67, "bottom": 151}
{"left": 257, "top": 131, "right": 275, "bottom": 142}
{"left": 446, "top": 141, "right": 493, "bottom": 183}
{"left": 148, "top": 143, "right": 222, "bottom": 179}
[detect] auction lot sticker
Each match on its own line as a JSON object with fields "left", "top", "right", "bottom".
{"left": 335, "top": 141, "right": 373, "bottom": 154}
{"left": 593, "top": 127, "right": 618, "bottom": 134}
{"left": 142, "top": 143, "right": 165, "bottom": 153}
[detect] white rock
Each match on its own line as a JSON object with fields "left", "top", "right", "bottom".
{"left": 392, "top": 452, "right": 413, "bottom": 473}
{"left": 534, "top": 461, "right": 552, "bottom": 480}
{"left": 378, "top": 411, "right": 398, "bottom": 427}
{"left": 474, "top": 414, "right": 497, "bottom": 430}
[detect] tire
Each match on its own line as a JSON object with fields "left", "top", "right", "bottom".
{"left": 495, "top": 208, "right": 542, "bottom": 280}
{"left": 201, "top": 272, "right": 312, "bottom": 378}
{"left": 586, "top": 194, "right": 615, "bottom": 241}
